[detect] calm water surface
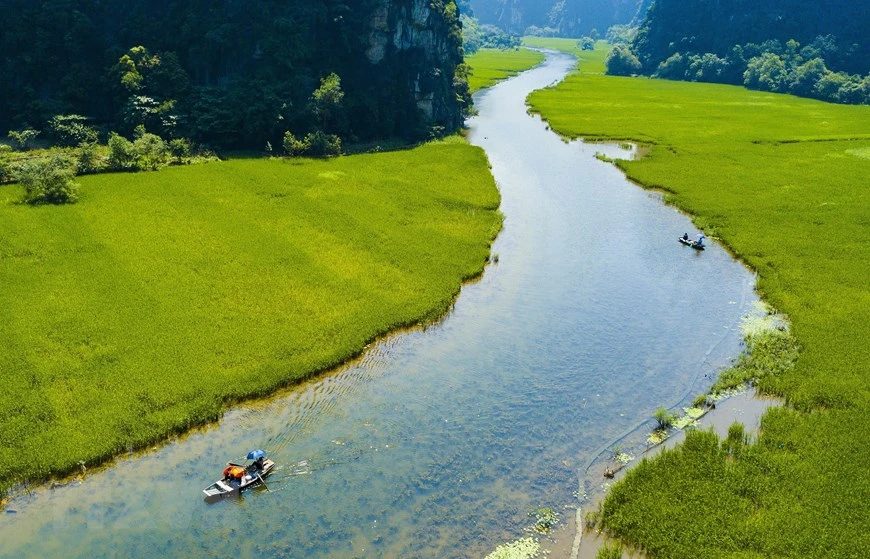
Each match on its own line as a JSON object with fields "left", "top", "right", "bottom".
{"left": 0, "top": 51, "right": 756, "bottom": 558}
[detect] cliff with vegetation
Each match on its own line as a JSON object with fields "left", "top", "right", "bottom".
{"left": 0, "top": 0, "right": 467, "bottom": 148}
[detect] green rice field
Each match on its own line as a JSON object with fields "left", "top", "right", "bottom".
{"left": 529, "top": 44, "right": 870, "bottom": 558}
{"left": 465, "top": 48, "right": 545, "bottom": 93}
{"left": 0, "top": 139, "right": 501, "bottom": 496}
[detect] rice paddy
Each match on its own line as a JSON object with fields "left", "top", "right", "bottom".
{"left": 465, "top": 48, "right": 545, "bottom": 93}
{"left": 528, "top": 43, "right": 870, "bottom": 558}
{"left": 0, "top": 138, "right": 502, "bottom": 496}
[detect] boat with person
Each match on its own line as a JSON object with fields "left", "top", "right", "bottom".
{"left": 679, "top": 233, "right": 705, "bottom": 250}
{"left": 203, "top": 449, "right": 275, "bottom": 501}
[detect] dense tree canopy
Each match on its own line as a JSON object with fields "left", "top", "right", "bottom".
{"left": 632, "top": 0, "right": 869, "bottom": 76}
{"left": 607, "top": 0, "right": 870, "bottom": 105}
{"left": 1, "top": 0, "right": 467, "bottom": 148}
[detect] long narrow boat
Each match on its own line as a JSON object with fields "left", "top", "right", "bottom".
{"left": 203, "top": 449, "right": 275, "bottom": 501}
{"left": 678, "top": 236, "right": 705, "bottom": 250}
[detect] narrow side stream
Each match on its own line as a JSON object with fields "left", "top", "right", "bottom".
{"left": 0, "top": 51, "right": 757, "bottom": 558}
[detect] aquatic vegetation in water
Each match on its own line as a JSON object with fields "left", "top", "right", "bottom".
{"left": 529, "top": 506, "right": 559, "bottom": 534}
{"left": 596, "top": 542, "right": 624, "bottom": 559}
{"left": 647, "top": 429, "right": 668, "bottom": 445}
{"left": 484, "top": 537, "right": 540, "bottom": 559}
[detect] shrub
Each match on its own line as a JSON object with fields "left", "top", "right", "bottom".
{"left": 654, "top": 407, "right": 675, "bottom": 429}
{"left": 168, "top": 138, "right": 192, "bottom": 164}
{"left": 283, "top": 131, "right": 342, "bottom": 157}
{"left": 47, "top": 114, "right": 98, "bottom": 147}
{"left": 16, "top": 154, "right": 80, "bottom": 204}
{"left": 605, "top": 45, "right": 642, "bottom": 76}
{"left": 108, "top": 132, "right": 137, "bottom": 170}
{"left": 283, "top": 131, "right": 307, "bottom": 156}
{"left": 76, "top": 142, "right": 102, "bottom": 174}
{"left": 0, "top": 158, "right": 11, "bottom": 183}
{"left": 8, "top": 128, "right": 40, "bottom": 150}
{"left": 656, "top": 53, "right": 688, "bottom": 80}
{"left": 304, "top": 130, "right": 341, "bottom": 157}
{"left": 578, "top": 37, "right": 595, "bottom": 51}
{"left": 133, "top": 133, "right": 168, "bottom": 170}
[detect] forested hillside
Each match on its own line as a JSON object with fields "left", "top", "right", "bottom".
{"left": 469, "top": 0, "right": 649, "bottom": 36}
{"left": 608, "top": 0, "right": 870, "bottom": 104}
{"left": 0, "top": 0, "right": 467, "bottom": 148}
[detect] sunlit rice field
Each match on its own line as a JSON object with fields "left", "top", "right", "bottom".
{"left": 0, "top": 138, "right": 502, "bottom": 496}
{"left": 529, "top": 44, "right": 870, "bottom": 558}
{"left": 465, "top": 47, "right": 545, "bottom": 93}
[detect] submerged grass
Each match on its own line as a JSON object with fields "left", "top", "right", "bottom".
{"left": 465, "top": 48, "right": 545, "bottom": 93}
{"left": 0, "top": 139, "right": 502, "bottom": 497}
{"left": 529, "top": 44, "right": 870, "bottom": 557}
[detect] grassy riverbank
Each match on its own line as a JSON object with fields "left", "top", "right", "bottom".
{"left": 529, "top": 45, "right": 870, "bottom": 557}
{"left": 466, "top": 48, "right": 545, "bottom": 93}
{"left": 0, "top": 139, "right": 501, "bottom": 497}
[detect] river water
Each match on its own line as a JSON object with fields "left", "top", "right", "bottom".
{"left": 0, "top": 51, "right": 756, "bottom": 558}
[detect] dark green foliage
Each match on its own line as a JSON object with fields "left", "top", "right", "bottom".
{"left": 167, "top": 138, "right": 192, "bottom": 163}
{"left": 46, "top": 115, "right": 98, "bottom": 147}
{"left": 132, "top": 132, "right": 168, "bottom": 171}
{"left": 579, "top": 37, "right": 596, "bottom": 51}
{"left": 283, "top": 132, "right": 307, "bottom": 157}
{"left": 107, "top": 132, "right": 138, "bottom": 171}
{"left": 76, "top": 142, "right": 102, "bottom": 175}
{"left": 460, "top": 15, "right": 522, "bottom": 54}
{"left": 0, "top": 1, "right": 468, "bottom": 148}
{"left": 8, "top": 128, "right": 40, "bottom": 151}
{"left": 625, "top": 0, "right": 870, "bottom": 104}
{"left": 605, "top": 44, "right": 642, "bottom": 76}
{"left": 16, "top": 154, "right": 79, "bottom": 204}
{"left": 283, "top": 131, "right": 342, "bottom": 158}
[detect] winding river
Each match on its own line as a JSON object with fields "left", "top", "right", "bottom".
{"left": 0, "top": 51, "right": 757, "bottom": 558}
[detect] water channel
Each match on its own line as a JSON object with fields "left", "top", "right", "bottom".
{"left": 0, "top": 51, "right": 757, "bottom": 558}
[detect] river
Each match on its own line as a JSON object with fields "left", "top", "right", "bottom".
{"left": 0, "top": 50, "right": 757, "bottom": 558}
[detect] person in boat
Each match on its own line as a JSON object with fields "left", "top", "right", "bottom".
{"left": 254, "top": 456, "right": 265, "bottom": 471}
{"left": 682, "top": 233, "right": 689, "bottom": 241}
{"left": 697, "top": 234, "right": 705, "bottom": 246}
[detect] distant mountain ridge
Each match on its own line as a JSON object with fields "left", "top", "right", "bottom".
{"left": 467, "top": 0, "right": 650, "bottom": 36}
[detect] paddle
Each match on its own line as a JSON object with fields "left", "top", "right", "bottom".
{"left": 256, "top": 472, "right": 270, "bottom": 492}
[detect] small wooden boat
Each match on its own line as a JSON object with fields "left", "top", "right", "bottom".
{"left": 678, "top": 236, "right": 705, "bottom": 250}
{"left": 203, "top": 449, "right": 275, "bottom": 501}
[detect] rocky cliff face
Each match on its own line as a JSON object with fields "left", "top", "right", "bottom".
{"left": 366, "top": 0, "right": 465, "bottom": 133}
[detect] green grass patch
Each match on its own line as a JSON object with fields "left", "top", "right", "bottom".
{"left": 529, "top": 44, "right": 870, "bottom": 558}
{"left": 0, "top": 139, "right": 501, "bottom": 496}
{"left": 465, "top": 48, "right": 545, "bottom": 93}
{"left": 521, "top": 38, "right": 608, "bottom": 74}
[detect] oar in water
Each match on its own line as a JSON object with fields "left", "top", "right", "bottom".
{"left": 256, "top": 472, "right": 270, "bottom": 492}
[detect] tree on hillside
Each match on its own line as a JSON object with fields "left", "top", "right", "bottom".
{"left": 606, "top": 44, "right": 642, "bottom": 76}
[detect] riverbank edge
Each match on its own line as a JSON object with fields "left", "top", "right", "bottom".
{"left": 0, "top": 143, "right": 504, "bottom": 508}
{"left": 521, "top": 57, "right": 816, "bottom": 556}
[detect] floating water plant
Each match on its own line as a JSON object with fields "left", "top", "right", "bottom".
{"left": 484, "top": 537, "right": 540, "bottom": 559}
{"left": 529, "top": 506, "right": 559, "bottom": 534}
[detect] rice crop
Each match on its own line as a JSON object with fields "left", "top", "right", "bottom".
{"left": 528, "top": 43, "right": 870, "bottom": 558}
{"left": 465, "top": 48, "right": 545, "bottom": 93}
{"left": 0, "top": 139, "right": 502, "bottom": 496}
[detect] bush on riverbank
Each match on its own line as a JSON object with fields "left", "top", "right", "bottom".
{"left": 528, "top": 43, "right": 870, "bottom": 558}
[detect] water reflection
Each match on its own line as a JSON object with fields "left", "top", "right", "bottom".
{"left": 0, "top": 51, "right": 756, "bottom": 558}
